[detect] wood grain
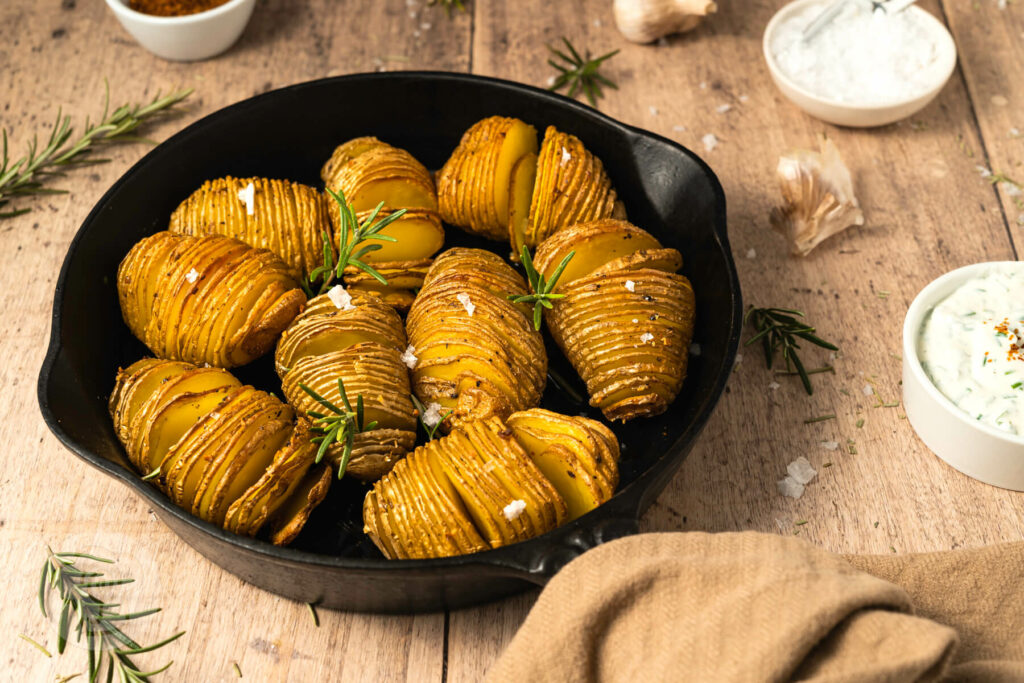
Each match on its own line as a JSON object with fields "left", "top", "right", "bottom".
{"left": 2, "top": 0, "right": 1022, "bottom": 681}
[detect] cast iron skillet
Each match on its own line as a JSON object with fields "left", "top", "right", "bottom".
{"left": 37, "top": 72, "right": 741, "bottom": 614}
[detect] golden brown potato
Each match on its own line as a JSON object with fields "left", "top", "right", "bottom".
{"left": 405, "top": 248, "right": 547, "bottom": 431}
{"left": 117, "top": 231, "right": 305, "bottom": 368}
{"left": 517, "top": 126, "right": 623, "bottom": 255}
{"left": 363, "top": 409, "right": 620, "bottom": 559}
{"left": 109, "top": 358, "right": 329, "bottom": 545}
{"left": 322, "top": 138, "right": 443, "bottom": 308}
{"left": 437, "top": 116, "right": 539, "bottom": 241}
{"left": 533, "top": 219, "right": 696, "bottom": 422}
{"left": 168, "top": 176, "right": 331, "bottom": 280}
{"left": 275, "top": 291, "right": 417, "bottom": 480}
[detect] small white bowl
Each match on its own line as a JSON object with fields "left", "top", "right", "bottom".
{"left": 105, "top": 0, "right": 256, "bottom": 62}
{"left": 762, "top": 0, "right": 958, "bottom": 127}
{"left": 903, "top": 262, "right": 1024, "bottom": 490}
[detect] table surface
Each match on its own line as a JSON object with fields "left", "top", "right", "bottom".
{"left": 3, "top": 0, "right": 1023, "bottom": 680}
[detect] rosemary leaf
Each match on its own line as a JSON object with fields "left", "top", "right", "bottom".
{"left": 509, "top": 246, "right": 575, "bottom": 331}
{"left": 744, "top": 306, "right": 838, "bottom": 395}
{"left": 546, "top": 37, "right": 619, "bottom": 107}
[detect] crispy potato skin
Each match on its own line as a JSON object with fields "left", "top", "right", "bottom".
{"left": 534, "top": 219, "right": 696, "bottom": 422}
{"left": 362, "top": 410, "right": 619, "bottom": 559}
{"left": 169, "top": 175, "right": 331, "bottom": 280}
{"left": 109, "top": 358, "right": 329, "bottom": 545}
{"left": 117, "top": 231, "right": 305, "bottom": 368}
{"left": 275, "top": 293, "right": 417, "bottom": 480}
{"left": 406, "top": 248, "right": 547, "bottom": 430}
{"left": 522, "top": 126, "right": 621, "bottom": 252}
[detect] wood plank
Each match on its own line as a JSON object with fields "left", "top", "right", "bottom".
{"left": 449, "top": 0, "right": 1024, "bottom": 679}
{"left": 939, "top": 0, "right": 1024, "bottom": 255}
{"left": 0, "top": 0, "right": 468, "bottom": 680}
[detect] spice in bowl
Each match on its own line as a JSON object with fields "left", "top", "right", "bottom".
{"left": 769, "top": 1, "right": 950, "bottom": 106}
{"left": 917, "top": 265, "right": 1024, "bottom": 436}
{"left": 128, "top": 0, "right": 230, "bottom": 17}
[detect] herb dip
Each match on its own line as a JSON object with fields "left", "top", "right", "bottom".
{"left": 918, "top": 266, "right": 1024, "bottom": 436}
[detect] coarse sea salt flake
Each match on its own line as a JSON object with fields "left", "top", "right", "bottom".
{"left": 787, "top": 456, "right": 817, "bottom": 484}
{"left": 777, "top": 477, "right": 805, "bottom": 499}
{"left": 401, "top": 344, "right": 418, "bottom": 369}
{"left": 457, "top": 292, "right": 475, "bottom": 316}
{"left": 649, "top": 105, "right": 659, "bottom": 116}
{"left": 421, "top": 402, "right": 445, "bottom": 428}
{"left": 327, "top": 285, "right": 355, "bottom": 311}
{"left": 632, "top": 318, "right": 639, "bottom": 324}
{"left": 821, "top": 441, "right": 840, "bottom": 451}
{"left": 625, "top": 279, "right": 636, "bottom": 292}
{"left": 735, "top": 353, "right": 743, "bottom": 364}
{"left": 185, "top": 268, "right": 199, "bottom": 283}
{"left": 672, "top": 125, "right": 687, "bottom": 132}
{"left": 745, "top": 248, "right": 757, "bottom": 259}
{"left": 769, "top": 381, "right": 781, "bottom": 391}
{"left": 716, "top": 104, "right": 732, "bottom": 114}
{"left": 560, "top": 146, "right": 571, "bottom": 165}
{"left": 862, "top": 383, "right": 874, "bottom": 397}
{"left": 503, "top": 499, "right": 527, "bottom": 521}
{"left": 238, "top": 181, "right": 255, "bottom": 215}
{"left": 640, "top": 332, "right": 654, "bottom": 343}
{"left": 702, "top": 134, "right": 719, "bottom": 152}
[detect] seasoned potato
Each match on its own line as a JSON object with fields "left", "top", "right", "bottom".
{"left": 517, "top": 126, "right": 624, "bottom": 255}
{"left": 168, "top": 176, "right": 331, "bottom": 280}
{"left": 110, "top": 358, "right": 330, "bottom": 545}
{"left": 322, "top": 137, "right": 443, "bottom": 308}
{"left": 533, "top": 219, "right": 696, "bottom": 421}
{"left": 275, "top": 291, "right": 417, "bottom": 480}
{"left": 117, "top": 231, "right": 305, "bottom": 368}
{"left": 437, "top": 116, "right": 539, "bottom": 241}
{"left": 362, "top": 409, "right": 619, "bottom": 559}
{"left": 406, "top": 248, "right": 546, "bottom": 430}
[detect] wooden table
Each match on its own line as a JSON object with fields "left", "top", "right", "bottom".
{"left": 3, "top": 0, "right": 1023, "bottom": 680}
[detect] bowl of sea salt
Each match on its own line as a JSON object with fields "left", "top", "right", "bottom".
{"left": 763, "top": 0, "right": 957, "bottom": 127}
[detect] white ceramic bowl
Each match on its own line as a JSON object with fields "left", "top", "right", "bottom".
{"left": 762, "top": 0, "right": 958, "bottom": 127}
{"left": 105, "top": 0, "right": 256, "bottom": 62}
{"left": 903, "top": 262, "right": 1024, "bottom": 490}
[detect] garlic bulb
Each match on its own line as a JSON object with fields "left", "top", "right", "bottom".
{"left": 769, "top": 138, "right": 865, "bottom": 256}
{"left": 613, "top": 0, "right": 717, "bottom": 44}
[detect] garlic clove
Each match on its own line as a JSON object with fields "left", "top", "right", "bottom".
{"left": 769, "top": 137, "right": 865, "bottom": 257}
{"left": 613, "top": 0, "right": 717, "bottom": 44}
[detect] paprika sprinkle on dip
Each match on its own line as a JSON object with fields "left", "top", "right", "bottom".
{"left": 128, "top": 0, "right": 231, "bottom": 17}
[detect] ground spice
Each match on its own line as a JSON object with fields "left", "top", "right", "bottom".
{"left": 128, "top": 0, "right": 230, "bottom": 17}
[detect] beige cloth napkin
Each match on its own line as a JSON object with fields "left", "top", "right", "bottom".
{"left": 487, "top": 532, "right": 1024, "bottom": 682}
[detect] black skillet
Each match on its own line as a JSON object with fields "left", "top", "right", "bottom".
{"left": 37, "top": 72, "right": 741, "bottom": 613}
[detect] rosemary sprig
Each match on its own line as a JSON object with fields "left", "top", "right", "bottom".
{"left": 38, "top": 547, "right": 184, "bottom": 683}
{"left": 508, "top": 245, "right": 575, "bottom": 330}
{"left": 0, "top": 83, "right": 192, "bottom": 219}
{"left": 410, "top": 394, "right": 452, "bottom": 441}
{"left": 427, "top": 0, "right": 466, "bottom": 16}
{"left": 303, "top": 189, "right": 403, "bottom": 296}
{"left": 298, "top": 378, "right": 377, "bottom": 479}
{"left": 547, "top": 37, "right": 619, "bottom": 107}
{"left": 744, "top": 307, "right": 838, "bottom": 395}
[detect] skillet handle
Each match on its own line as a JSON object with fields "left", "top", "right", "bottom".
{"left": 504, "top": 515, "right": 641, "bottom": 586}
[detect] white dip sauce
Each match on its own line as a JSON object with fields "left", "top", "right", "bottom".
{"left": 918, "top": 266, "right": 1024, "bottom": 436}
{"left": 770, "top": 2, "right": 947, "bottom": 105}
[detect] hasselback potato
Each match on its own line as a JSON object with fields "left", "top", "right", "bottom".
{"left": 168, "top": 176, "right": 331, "bottom": 279}
{"left": 363, "top": 409, "right": 620, "bottom": 559}
{"left": 110, "top": 358, "right": 330, "bottom": 545}
{"left": 117, "top": 231, "right": 305, "bottom": 368}
{"left": 322, "top": 137, "right": 443, "bottom": 311}
{"left": 437, "top": 116, "right": 539, "bottom": 242}
{"left": 533, "top": 219, "right": 696, "bottom": 422}
{"left": 275, "top": 290, "right": 417, "bottom": 480}
{"left": 406, "top": 247, "right": 547, "bottom": 430}
{"left": 515, "top": 126, "right": 624, "bottom": 255}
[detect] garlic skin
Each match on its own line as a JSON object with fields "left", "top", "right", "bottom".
{"left": 613, "top": 0, "right": 717, "bottom": 44}
{"left": 769, "top": 138, "right": 865, "bottom": 256}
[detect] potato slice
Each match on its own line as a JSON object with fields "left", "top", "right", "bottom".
{"left": 341, "top": 259, "right": 431, "bottom": 314}
{"left": 591, "top": 247, "right": 683, "bottom": 276}
{"left": 508, "top": 152, "right": 539, "bottom": 260}
{"left": 266, "top": 463, "right": 332, "bottom": 546}
{"left": 532, "top": 219, "right": 662, "bottom": 290}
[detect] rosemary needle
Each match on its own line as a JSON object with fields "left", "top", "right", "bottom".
{"left": 18, "top": 633, "right": 52, "bottom": 657}
{"left": 306, "top": 603, "right": 320, "bottom": 627}
{"left": 547, "top": 37, "right": 619, "bottom": 107}
{"left": 427, "top": 0, "right": 466, "bottom": 16}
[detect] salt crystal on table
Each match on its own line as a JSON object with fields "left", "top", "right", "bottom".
{"left": 745, "top": 248, "right": 757, "bottom": 259}
{"left": 787, "top": 456, "right": 817, "bottom": 484}
{"left": 649, "top": 105, "right": 659, "bottom": 116}
{"left": 769, "top": 381, "right": 780, "bottom": 391}
{"left": 821, "top": 441, "right": 839, "bottom": 451}
{"left": 672, "top": 125, "right": 686, "bottom": 132}
{"left": 593, "top": 18, "right": 602, "bottom": 27}
{"left": 716, "top": 104, "right": 732, "bottom": 114}
{"left": 777, "top": 477, "right": 805, "bottom": 499}
{"left": 739, "top": 94, "right": 749, "bottom": 103}
{"left": 977, "top": 165, "right": 993, "bottom": 179}
{"left": 862, "top": 383, "right": 874, "bottom": 396}
{"left": 699, "top": 81, "right": 707, "bottom": 90}
{"left": 735, "top": 353, "right": 743, "bottom": 364}
{"left": 702, "top": 134, "right": 719, "bottom": 152}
